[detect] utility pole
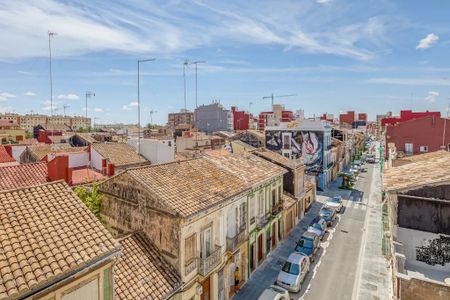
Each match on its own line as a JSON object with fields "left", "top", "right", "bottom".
{"left": 137, "top": 58, "right": 156, "bottom": 154}
{"left": 249, "top": 101, "right": 253, "bottom": 113}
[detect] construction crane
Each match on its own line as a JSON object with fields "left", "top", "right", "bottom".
{"left": 262, "top": 93, "right": 297, "bottom": 106}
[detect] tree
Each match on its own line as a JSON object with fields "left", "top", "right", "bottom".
{"left": 74, "top": 184, "right": 102, "bottom": 219}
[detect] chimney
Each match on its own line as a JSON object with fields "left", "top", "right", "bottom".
{"left": 102, "top": 158, "right": 107, "bottom": 175}
{"left": 48, "top": 155, "right": 72, "bottom": 185}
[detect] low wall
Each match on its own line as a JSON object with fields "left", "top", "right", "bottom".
{"left": 400, "top": 277, "right": 450, "bottom": 300}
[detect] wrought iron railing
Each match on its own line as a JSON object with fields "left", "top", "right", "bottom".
{"left": 226, "top": 228, "right": 247, "bottom": 252}
{"left": 185, "top": 258, "right": 198, "bottom": 276}
{"left": 199, "top": 245, "right": 223, "bottom": 276}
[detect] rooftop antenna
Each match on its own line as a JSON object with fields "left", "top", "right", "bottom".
{"left": 63, "top": 104, "right": 70, "bottom": 117}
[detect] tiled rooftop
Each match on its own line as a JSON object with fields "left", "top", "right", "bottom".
{"left": 0, "top": 181, "right": 120, "bottom": 299}
{"left": 27, "top": 144, "right": 87, "bottom": 161}
{"left": 282, "top": 192, "right": 297, "bottom": 209}
{"left": 71, "top": 168, "right": 106, "bottom": 185}
{"left": 107, "top": 153, "right": 286, "bottom": 218}
{"left": 0, "top": 146, "right": 15, "bottom": 164}
{"left": 384, "top": 150, "right": 450, "bottom": 192}
{"left": 0, "top": 162, "right": 48, "bottom": 191}
{"left": 252, "top": 148, "right": 303, "bottom": 169}
{"left": 92, "top": 143, "right": 148, "bottom": 167}
{"left": 115, "top": 232, "right": 181, "bottom": 300}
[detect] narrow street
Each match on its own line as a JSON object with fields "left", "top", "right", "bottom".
{"left": 234, "top": 157, "right": 389, "bottom": 300}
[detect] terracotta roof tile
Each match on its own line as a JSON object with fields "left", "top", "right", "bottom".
{"left": 0, "top": 162, "right": 48, "bottom": 191}
{"left": 27, "top": 144, "right": 87, "bottom": 161}
{"left": 0, "top": 181, "right": 120, "bottom": 299}
{"left": 115, "top": 232, "right": 181, "bottom": 300}
{"left": 384, "top": 150, "right": 450, "bottom": 192}
{"left": 0, "top": 146, "right": 15, "bottom": 164}
{"left": 252, "top": 148, "right": 303, "bottom": 169}
{"left": 92, "top": 143, "right": 148, "bottom": 167}
{"left": 107, "top": 153, "right": 286, "bottom": 218}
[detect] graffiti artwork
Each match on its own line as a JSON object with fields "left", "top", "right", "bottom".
{"left": 265, "top": 130, "right": 323, "bottom": 171}
{"left": 416, "top": 235, "right": 450, "bottom": 266}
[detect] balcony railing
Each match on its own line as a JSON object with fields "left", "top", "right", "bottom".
{"left": 226, "top": 227, "right": 247, "bottom": 253}
{"left": 199, "top": 245, "right": 223, "bottom": 276}
{"left": 185, "top": 258, "right": 198, "bottom": 276}
{"left": 271, "top": 201, "right": 283, "bottom": 216}
{"left": 256, "top": 213, "right": 271, "bottom": 229}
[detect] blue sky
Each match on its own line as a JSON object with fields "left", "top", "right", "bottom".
{"left": 0, "top": 0, "right": 449, "bottom": 125}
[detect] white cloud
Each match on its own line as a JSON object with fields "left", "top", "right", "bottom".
{"left": 24, "top": 91, "right": 36, "bottom": 96}
{"left": 416, "top": 33, "right": 439, "bottom": 50}
{"left": 0, "top": 92, "right": 16, "bottom": 102}
{"left": 56, "top": 93, "right": 79, "bottom": 100}
{"left": 122, "top": 105, "right": 132, "bottom": 111}
{"left": 367, "top": 77, "right": 450, "bottom": 86}
{"left": 94, "top": 107, "right": 103, "bottom": 112}
{"left": 129, "top": 101, "right": 139, "bottom": 107}
{"left": 0, "top": 0, "right": 386, "bottom": 61}
{"left": 42, "top": 99, "right": 60, "bottom": 111}
{"left": 316, "top": 0, "right": 334, "bottom": 4}
{"left": 424, "top": 91, "right": 439, "bottom": 103}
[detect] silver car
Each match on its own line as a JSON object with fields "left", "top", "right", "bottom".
{"left": 257, "top": 285, "right": 290, "bottom": 300}
{"left": 325, "top": 195, "right": 344, "bottom": 213}
{"left": 276, "top": 252, "right": 310, "bottom": 293}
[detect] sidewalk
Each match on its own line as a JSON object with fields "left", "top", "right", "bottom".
{"left": 234, "top": 176, "right": 351, "bottom": 300}
{"left": 354, "top": 166, "right": 393, "bottom": 300}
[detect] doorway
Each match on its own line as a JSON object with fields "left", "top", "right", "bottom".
{"left": 201, "top": 277, "right": 210, "bottom": 300}
{"left": 257, "top": 234, "right": 263, "bottom": 263}
{"left": 271, "top": 223, "right": 276, "bottom": 248}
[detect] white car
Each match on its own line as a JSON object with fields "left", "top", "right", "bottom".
{"left": 276, "top": 252, "right": 310, "bottom": 293}
{"left": 257, "top": 285, "right": 290, "bottom": 300}
{"left": 325, "top": 196, "right": 343, "bottom": 213}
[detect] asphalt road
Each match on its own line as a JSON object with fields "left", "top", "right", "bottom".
{"left": 298, "top": 164, "right": 377, "bottom": 300}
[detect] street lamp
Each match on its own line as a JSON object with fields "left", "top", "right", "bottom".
{"left": 137, "top": 58, "right": 156, "bottom": 154}
{"left": 183, "top": 60, "right": 206, "bottom": 109}
{"left": 48, "top": 31, "right": 57, "bottom": 118}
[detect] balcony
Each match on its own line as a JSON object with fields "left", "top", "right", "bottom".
{"left": 256, "top": 213, "right": 271, "bottom": 229}
{"left": 226, "top": 227, "right": 247, "bottom": 253}
{"left": 199, "top": 245, "right": 223, "bottom": 276}
{"left": 185, "top": 258, "right": 198, "bottom": 276}
{"left": 271, "top": 201, "right": 283, "bottom": 216}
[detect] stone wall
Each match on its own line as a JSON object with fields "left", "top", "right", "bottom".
{"left": 400, "top": 277, "right": 450, "bottom": 300}
{"left": 99, "top": 173, "right": 181, "bottom": 268}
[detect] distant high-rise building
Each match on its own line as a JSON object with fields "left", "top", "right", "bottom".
{"left": 167, "top": 109, "right": 194, "bottom": 130}
{"left": 258, "top": 104, "right": 294, "bottom": 130}
{"left": 194, "top": 102, "right": 233, "bottom": 133}
{"left": 0, "top": 113, "right": 91, "bottom": 132}
{"left": 231, "top": 106, "right": 250, "bottom": 130}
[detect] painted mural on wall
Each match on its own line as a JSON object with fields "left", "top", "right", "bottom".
{"left": 416, "top": 235, "right": 450, "bottom": 266}
{"left": 265, "top": 130, "right": 323, "bottom": 171}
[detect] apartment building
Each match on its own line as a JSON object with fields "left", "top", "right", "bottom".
{"left": 194, "top": 102, "right": 233, "bottom": 133}
{"left": 0, "top": 113, "right": 91, "bottom": 132}
{"left": 265, "top": 119, "right": 333, "bottom": 190}
{"left": 98, "top": 153, "right": 286, "bottom": 300}
{"left": 168, "top": 109, "right": 195, "bottom": 130}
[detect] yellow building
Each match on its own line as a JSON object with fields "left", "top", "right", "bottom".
{"left": 0, "top": 113, "right": 91, "bottom": 132}
{"left": 0, "top": 181, "right": 120, "bottom": 300}
{"left": 0, "top": 119, "right": 26, "bottom": 144}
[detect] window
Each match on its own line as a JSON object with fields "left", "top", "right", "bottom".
{"left": 249, "top": 196, "right": 255, "bottom": 224}
{"left": 419, "top": 146, "right": 428, "bottom": 153}
{"left": 200, "top": 227, "right": 212, "bottom": 258}
{"left": 278, "top": 186, "right": 282, "bottom": 201}
{"left": 239, "top": 202, "right": 247, "bottom": 229}
{"left": 271, "top": 189, "right": 276, "bottom": 207}
{"left": 185, "top": 234, "right": 197, "bottom": 262}
{"left": 168, "top": 141, "right": 172, "bottom": 147}
{"left": 258, "top": 191, "right": 264, "bottom": 216}
{"left": 405, "top": 143, "right": 413, "bottom": 154}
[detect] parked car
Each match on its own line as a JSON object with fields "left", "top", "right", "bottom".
{"left": 294, "top": 231, "right": 320, "bottom": 261}
{"left": 276, "top": 252, "right": 310, "bottom": 293}
{"left": 366, "top": 154, "right": 375, "bottom": 164}
{"left": 307, "top": 218, "right": 327, "bottom": 240}
{"left": 325, "top": 195, "right": 344, "bottom": 213}
{"left": 319, "top": 207, "right": 337, "bottom": 225}
{"left": 258, "top": 285, "right": 290, "bottom": 300}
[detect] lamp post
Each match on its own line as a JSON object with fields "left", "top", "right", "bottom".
{"left": 183, "top": 60, "right": 206, "bottom": 109}
{"left": 48, "top": 31, "right": 56, "bottom": 118}
{"left": 137, "top": 58, "right": 156, "bottom": 154}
